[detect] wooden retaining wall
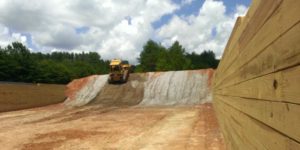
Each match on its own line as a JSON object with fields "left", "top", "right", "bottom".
{"left": 213, "top": 0, "right": 300, "bottom": 149}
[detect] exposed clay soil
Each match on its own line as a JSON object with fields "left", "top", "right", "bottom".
{"left": 0, "top": 83, "right": 65, "bottom": 112}
{"left": 0, "top": 103, "right": 225, "bottom": 150}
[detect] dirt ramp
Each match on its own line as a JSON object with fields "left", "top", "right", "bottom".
{"left": 64, "top": 69, "right": 214, "bottom": 107}
{"left": 140, "top": 69, "right": 213, "bottom": 106}
{"left": 91, "top": 73, "right": 146, "bottom": 107}
{"left": 64, "top": 75, "right": 108, "bottom": 107}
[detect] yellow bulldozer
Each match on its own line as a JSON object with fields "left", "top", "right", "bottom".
{"left": 108, "top": 59, "right": 131, "bottom": 83}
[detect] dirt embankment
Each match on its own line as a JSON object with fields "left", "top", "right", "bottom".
{"left": 91, "top": 73, "right": 146, "bottom": 107}
{"left": 0, "top": 83, "right": 65, "bottom": 112}
{"left": 65, "top": 69, "right": 214, "bottom": 107}
{"left": 63, "top": 75, "right": 108, "bottom": 107}
{"left": 0, "top": 69, "right": 213, "bottom": 111}
{"left": 140, "top": 69, "right": 213, "bottom": 106}
{"left": 0, "top": 69, "right": 225, "bottom": 149}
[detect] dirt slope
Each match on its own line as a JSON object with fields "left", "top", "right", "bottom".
{"left": 65, "top": 69, "right": 214, "bottom": 107}
{"left": 91, "top": 73, "right": 146, "bottom": 107}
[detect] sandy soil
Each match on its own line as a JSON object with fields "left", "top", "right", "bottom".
{"left": 0, "top": 103, "right": 225, "bottom": 150}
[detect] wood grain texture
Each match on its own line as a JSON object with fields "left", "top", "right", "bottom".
{"left": 215, "top": 65, "right": 300, "bottom": 104}
{"left": 214, "top": 97, "right": 300, "bottom": 150}
{"left": 213, "top": 0, "right": 262, "bottom": 85}
{"left": 216, "top": 22, "right": 300, "bottom": 90}
{"left": 215, "top": 0, "right": 300, "bottom": 89}
{"left": 215, "top": 95, "right": 300, "bottom": 142}
{"left": 213, "top": 0, "right": 300, "bottom": 149}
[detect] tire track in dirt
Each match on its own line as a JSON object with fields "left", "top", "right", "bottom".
{"left": 117, "top": 108, "right": 199, "bottom": 150}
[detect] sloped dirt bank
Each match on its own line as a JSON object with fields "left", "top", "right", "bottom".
{"left": 64, "top": 75, "right": 108, "bottom": 107}
{"left": 140, "top": 69, "right": 213, "bottom": 106}
{"left": 65, "top": 69, "right": 214, "bottom": 107}
{"left": 91, "top": 73, "right": 146, "bottom": 107}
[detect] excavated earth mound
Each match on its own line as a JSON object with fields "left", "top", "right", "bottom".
{"left": 64, "top": 75, "right": 108, "bottom": 107}
{"left": 65, "top": 69, "right": 214, "bottom": 107}
{"left": 0, "top": 69, "right": 226, "bottom": 150}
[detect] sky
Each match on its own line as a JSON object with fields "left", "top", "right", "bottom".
{"left": 0, "top": 0, "right": 251, "bottom": 64}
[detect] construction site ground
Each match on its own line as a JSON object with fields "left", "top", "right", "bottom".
{"left": 0, "top": 103, "right": 225, "bottom": 150}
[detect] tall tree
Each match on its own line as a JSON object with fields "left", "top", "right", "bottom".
{"left": 167, "top": 41, "right": 191, "bottom": 70}
{"left": 186, "top": 50, "right": 219, "bottom": 69}
{"left": 136, "top": 40, "right": 219, "bottom": 72}
{"left": 138, "top": 40, "right": 164, "bottom": 72}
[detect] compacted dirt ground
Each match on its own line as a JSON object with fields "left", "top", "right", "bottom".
{"left": 0, "top": 103, "right": 225, "bottom": 150}
{"left": 0, "top": 83, "right": 65, "bottom": 112}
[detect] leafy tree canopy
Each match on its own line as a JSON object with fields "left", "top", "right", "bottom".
{"left": 0, "top": 42, "right": 109, "bottom": 84}
{"left": 0, "top": 41, "right": 220, "bottom": 84}
{"left": 137, "top": 40, "right": 219, "bottom": 72}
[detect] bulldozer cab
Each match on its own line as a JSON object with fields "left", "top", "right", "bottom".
{"left": 108, "top": 59, "right": 130, "bottom": 83}
{"left": 110, "top": 65, "right": 121, "bottom": 73}
{"left": 121, "top": 60, "right": 130, "bottom": 70}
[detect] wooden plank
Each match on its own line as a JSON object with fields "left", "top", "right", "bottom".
{"left": 213, "top": 99, "right": 258, "bottom": 150}
{"left": 214, "top": 0, "right": 262, "bottom": 83}
{"left": 215, "top": 65, "right": 300, "bottom": 104}
{"left": 216, "top": 95, "right": 300, "bottom": 142}
{"left": 220, "top": 17, "right": 242, "bottom": 60}
{"left": 238, "top": 0, "right": 283, "bottom": 50}
{"left": 213, "top": 0, "right": 300, "bottom": 149}
{"left": 215, "top": 0, "right": 300, "bottom": 89}
{"left": 213, "top": 17, "right": 243, "bottom": 86}
{"left": 215, "top": 0, "right": 281, "bottom": 86}
{"left": 213, "top": 100, "right": 232, "bottom": 149}
{"left": 214, "top": 96, "right": 300, "bottom": 150}
{"left": 214, "top": 17, "right": 244, "bottom": 86}
{"left": 220, "top": 113, "right": 256, "bottom": 150}
{"left": 216, "top": 0, "right": 300, "bottom": 89}
{"left": 215, "top": 22, "right": 300, "bottom": 90}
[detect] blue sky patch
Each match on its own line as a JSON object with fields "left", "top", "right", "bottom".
{"left": 75, "top": 26, "right": 90, "bottom": 34}
{"left": 152, "top": 0, "right": 252, "bottom": 29}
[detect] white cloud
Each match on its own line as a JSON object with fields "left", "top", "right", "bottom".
{"left": 0, "top": 24, "right": 27, "bottom": 47}
{"left": 0, "top": 0, "right": 248, "bottom": 63}
{"left": 0, "top": 0, "right": 178, "bottom": 63}
{"left": 156, "top": 0, "right": 248, "bottom": 58}
{"left": 97, "top": 0, "right": 179, "bottom": 62}
{"left": 235, "top": 4, "right": 248, "bottom": 17}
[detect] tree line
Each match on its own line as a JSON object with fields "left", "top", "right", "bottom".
{"left": 0, "top": 41, "right": 219, "bottom": 84}
{"left": 0, "top": 42, "right": 109, "bottom": 84}
{"left": 135, "top": 40, "right": 219, "bottom": 72}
